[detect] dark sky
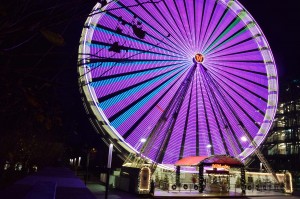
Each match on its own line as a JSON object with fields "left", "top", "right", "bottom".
{"left": 239, "top": 0, "right": 300, "bottom": 82}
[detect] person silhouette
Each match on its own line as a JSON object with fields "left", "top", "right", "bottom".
{"left": 150, "top": 179, "right": 155, "bottom": 195}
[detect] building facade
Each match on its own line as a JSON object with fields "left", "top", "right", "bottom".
{"left": 260, "top": 80, "right": 300, "bottom": 192}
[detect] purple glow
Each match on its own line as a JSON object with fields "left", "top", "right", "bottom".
{"left": 79, "top": 0, "right": 278, "bottom": 164}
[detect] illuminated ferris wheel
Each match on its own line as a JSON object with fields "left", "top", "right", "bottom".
{"left": 78, "top": 0, "right": 278, "bottom": 165}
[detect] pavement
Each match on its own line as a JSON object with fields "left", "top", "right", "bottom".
{"left": 1, "top": 167, "right": 299, "bottom": 199}
{"left": 87, "top": 182, "right": 300, "bottom": 199}
{"left": 86, "top": 182, "right": 151, "bottom": 199}
{"left": 0, "top": 167, "right": 147, "bottom": 199}
{"left": 85, "top": 176, "right": 300, "bottom": 199}
{"left": 153, "top": 188, "right": 291, "bottom": 198}
{"left": 0, "top": 167, "right": 95, "bottom": 199}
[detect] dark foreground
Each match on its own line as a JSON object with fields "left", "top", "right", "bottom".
{"left": 1, "top": 167, "right": 299, "bottom": 199}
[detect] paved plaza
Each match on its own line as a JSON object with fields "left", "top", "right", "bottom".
{"left": 1, "top": 167, "right": 299, "bottom": 199}
{"left": 0, "top": 167, "right": 95, "bottom": 199}
{"left": 88, "top": 183, "right": 300, "bottom": 199}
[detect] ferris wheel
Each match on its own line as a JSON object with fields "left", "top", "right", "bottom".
{"left": 78, "top": 0, "right": 278, "bottom": 165}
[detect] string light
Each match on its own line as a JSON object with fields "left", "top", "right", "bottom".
{"left": 138, "top": 167, "right": 152, "bottom": 193}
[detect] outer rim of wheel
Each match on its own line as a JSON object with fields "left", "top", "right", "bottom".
{"left": 78, "top": 0, "right": 278, "bottom": 164}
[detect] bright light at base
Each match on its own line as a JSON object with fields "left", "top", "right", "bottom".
{"left": 241, "top": 136, "right": 247, "bottom": 142}
{"left": 141, "top": 138, "right": 146, "bottom": 143}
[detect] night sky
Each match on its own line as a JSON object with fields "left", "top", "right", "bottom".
{"left": 239, "top": 0, "right": 300, "bottom": 82}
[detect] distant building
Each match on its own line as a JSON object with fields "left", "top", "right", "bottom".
{"left": 259, "top": 80, "right": 300, "bottom": 192}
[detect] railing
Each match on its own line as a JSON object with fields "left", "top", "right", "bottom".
{"left": 167, "top": 183, "right": 200, "bottom": 192}
{"left": 238, "top": 182, "right": 284, "bottom": 192}
{"left": 266, "top": 136, "right": 299, "bottom": 144}
{"left": 165, "top": 182, "right": 285, "bottom": 193}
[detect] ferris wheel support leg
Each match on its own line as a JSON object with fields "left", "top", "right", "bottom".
{"left": 239, "top": 124, "right": 279, "bottom": 183}
{"left": 198, "top": 164, "right": 204, "bottom": 193}
{"left": 241, "top": 166, "right": 246, "bottom": 194}
{"left": 253, "top": 148, "right": 279, "bottom": 183}
{"left": 176, "top": 166, "right": 180, "bottom": 186}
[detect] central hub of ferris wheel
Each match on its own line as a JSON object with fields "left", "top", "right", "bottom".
{"left": 194, "top": 53, "right": 204, "bottom": 63}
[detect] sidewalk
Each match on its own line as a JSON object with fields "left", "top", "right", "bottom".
{"left": 1, "top": 168, "right": 297, "bottom": 199}
{"left": 153, "top": 188, "right": 290, "bottom": 198}
{"left": 86, "top": 182, "right": 146, "bottom": 199}
{"left": 0, "top": 167, "right": 96, "bottom": 199}
{"left": 84, "top": 180, "right": 297, "bottom": 199}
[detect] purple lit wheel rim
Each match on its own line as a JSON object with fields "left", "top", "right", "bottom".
{"left": 78, "top": 0, "right": 278, "bottom": 164}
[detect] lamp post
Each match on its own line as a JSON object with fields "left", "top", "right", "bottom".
{"left": 137, "top": 138, "right": 146, "bottom": 151}
{"left": 206, "top": 144, "right": 212, "bottom": 156}
{"left": 105, "top": 144, "right": 113, "bottom": 199}
{"left": 84, "top": 152, "right": 90, "bottom": 185}
{"left": 85, "top": 147, "right": 97, "bottom": 185}
{"left": 240, "top": 136, "right": 247, "bottom": 194}
{"left": 241, "top": 136, "right": 247, "bottom": 142}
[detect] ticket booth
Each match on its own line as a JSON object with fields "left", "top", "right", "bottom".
{"left": 205, "top": 169, "right": 230, "bottom": 192}
{"left": 175, "top": 155, "right": 246, "bottom": 194}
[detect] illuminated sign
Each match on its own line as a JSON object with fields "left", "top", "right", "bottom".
{"left": 195, "top": 53, "right": 204, "bottom": 63}
{"left": 212, "top": 164, "right": 230, "bottom": 170}
{"left": 138, "top": 167, "right": 151, "bottom": 192}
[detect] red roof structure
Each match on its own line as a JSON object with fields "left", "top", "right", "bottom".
{"left": 174, "top": 155, "right": 244, "bottom": 167}
{"left": 174, "top": 156, "right": 208, "bottom": 166}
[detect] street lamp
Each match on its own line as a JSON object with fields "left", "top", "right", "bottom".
{"left": 136, "top": 138, "right": 147, "bottom": 151}
{"left": 85, "top": 147, "right": 97, "bottom": 185}
{"left": 206, "top": 144, "right": 212, "bottom": 156}
{"left": 105, "top": 144, "right": 113, "bottom": 199}
{"left": 241, "top": 136, "right": 247, "bottom": 142}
